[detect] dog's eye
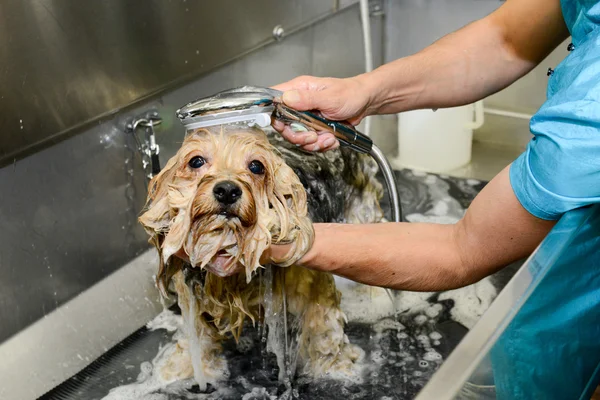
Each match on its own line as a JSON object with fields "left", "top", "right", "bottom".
{"left": 248, "top": 160, "right": 265, "bottom": 175}
{"left": 188, "top": 156, "right": 206, "bottom": 169}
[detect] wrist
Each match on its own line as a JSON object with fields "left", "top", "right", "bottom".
{"left": 294, "top": 223, "right": 336, "bottom": 269}
{"left": 363, "top": 56, "right": 428, "bottom": 114}
{"left": 353, "top": 72, "right": 382, "bottom": 116}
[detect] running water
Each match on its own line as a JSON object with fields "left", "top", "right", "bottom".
{"left": 261, "top": 266, "right": 301, "bottom": 397}
{"left": 183, "top": 282, "right": 210, "bottom": 392}
{"left": 100, "top": 268, "right": 498, "bottom": 400}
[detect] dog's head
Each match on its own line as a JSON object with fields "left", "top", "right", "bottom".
{"left": 139, "top": 125, "right": 314, "bottom": 295}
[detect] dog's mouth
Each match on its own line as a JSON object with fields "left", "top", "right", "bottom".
{"left": 204, "top": 247, "right": 244, "bottom": 277}
{"left": 218, "top": 209, "right": 237, "bottom": 219}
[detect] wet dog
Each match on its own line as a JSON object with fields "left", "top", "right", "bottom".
{"left": 139, "top": 124, "right": 383, "bottom": 390}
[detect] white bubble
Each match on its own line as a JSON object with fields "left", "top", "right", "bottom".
{"left": 423, "top": 351, "right": 442, "bottom": 361}
{"left": 416, "top": 334, "right": 429, "bottom": 342}
{"left": 370, "top": 350, "right": 386, "bottom": 364}
{"left": 429, "top": 331, "right": 442, "bottom": 340}
{"left": 419, "top": 360, "right": 429, "bottom": 368}
{"left": 425, "top": 304, "right": 443, "bottom": 318}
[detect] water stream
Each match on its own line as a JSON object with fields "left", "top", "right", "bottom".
{"left": 101, "top": 271, "right": 496, "bottom": 400}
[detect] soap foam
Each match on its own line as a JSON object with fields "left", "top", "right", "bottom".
{"left": 102, "top": 340, "right": 183, "bottom": 400}
{"left": 389, "top": 277, "right": 497, "bottom": 330}
{"left": 438, "top": 278, "right": 497, "bottom": 329}
{"left": 337, "top": 281, "right": 396, "bottom": 324}
{"left": 241, "top": 387, "right": 278, "bottom": 400}
{"left": 423, "top": 350, "right": 442, "bottom": 362}
{"left": 146, "top": 309, "right": 181, "bottom": 332}
{"left": 103, "top": 310, "right": 234, "bottom": 400}
{"left": 373, "top": 319, "right": 405, "bottom": 334}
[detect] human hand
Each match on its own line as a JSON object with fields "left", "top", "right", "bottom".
{"left": 271, "top": 75, "right": 374, "bottom": 152}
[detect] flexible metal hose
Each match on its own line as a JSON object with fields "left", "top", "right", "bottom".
{"left": 370, "top": 143, "right": 403, "bottom": 223}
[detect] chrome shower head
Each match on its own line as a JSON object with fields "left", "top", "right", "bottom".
{"left": 176, "top": 86, "right": 279, "bottom": 131}
{"left": 176, "top": 86, "right": 373, "bottom": 154}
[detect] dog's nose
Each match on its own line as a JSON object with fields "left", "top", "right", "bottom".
{"left": 213, "top": 181, "right": 242, "bottom": 205}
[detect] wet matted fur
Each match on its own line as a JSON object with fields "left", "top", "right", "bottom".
{"left": 139, "top": 125, "right": 383, "bottom": 389}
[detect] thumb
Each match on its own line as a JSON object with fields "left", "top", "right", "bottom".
{"left": 281, "top": 89, "right": 323, "bottom": 112}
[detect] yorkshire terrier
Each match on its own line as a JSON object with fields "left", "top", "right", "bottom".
{"left": 139, "top": 124, "right": 383, "bottom": 390}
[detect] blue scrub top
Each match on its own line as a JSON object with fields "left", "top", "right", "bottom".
{"left": 493, "top": 1, "right": 600, "bottom": 398}
{"left": 510, "top": 1, "right": 600, "bottom": 220}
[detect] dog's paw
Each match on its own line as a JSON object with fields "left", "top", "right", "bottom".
{"left": 191, "top": 352, "right": 230, "bottom": 391}
{"left": 160, "top": 341, "right": 194, "bottom": 381}
{"left": 160, "top": 339, "right": 230, "bottom": 391}
{"left": 303, "top": 342, "right": 366, "bottom": 382}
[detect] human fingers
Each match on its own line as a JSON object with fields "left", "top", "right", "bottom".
{"left": 271, "top": 75, "right": 323, "bottom": 93}
{"left": 301, "top": 132, "right": 339, "bottom": 152}
{"left": 278, "top": 125, "right": 318, "bottom": 146}
{"left": 260, "top": 243, "right": 294, "bottom": 265}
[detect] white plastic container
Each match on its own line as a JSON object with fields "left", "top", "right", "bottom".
{"left": 391, "top": 101, "right": 484, "bottom": 173}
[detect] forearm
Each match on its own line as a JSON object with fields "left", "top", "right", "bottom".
{"left": 298, "top": 222, "right": 469, "bottom": 291}
{"left": 279, "top": 166, "right": 556, "bottom": 292}
{"left": 361, "top": 0, "right": 568, "bottom": 114}
{"left": 363, "top": 19, "right": 522, "bottom": 113}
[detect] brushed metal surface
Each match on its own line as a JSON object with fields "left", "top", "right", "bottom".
{"left": 0, "top": 250, "right": 165, "bottom": 400}
{"left": 0, "top": 0, "right": 335, "bottom": 165}
{"left": 384, "top": 0, "right": 500, "bottom": 61}
{"left": 0, "top": 118, "right": 151, "bottom": 343}
{"left": 0, "top": 3, "right": 368, "bottom": 344}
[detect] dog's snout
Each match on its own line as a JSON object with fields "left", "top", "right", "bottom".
{"left": 213, "top": 181, "right": 242, "bottom": 205}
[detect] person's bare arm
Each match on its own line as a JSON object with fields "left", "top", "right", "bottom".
{"left": 273, "top": 0, "right": 569, "bottom": 151}
{"left": 265, "top": 166, "right": 556, "bottom": 291}
{"left": 369, "top": 0, "right": 569, "bottom": 113}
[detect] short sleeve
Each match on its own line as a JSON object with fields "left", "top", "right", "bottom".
{"left": 510, "top": 99, "right": 600, "bottom": 221}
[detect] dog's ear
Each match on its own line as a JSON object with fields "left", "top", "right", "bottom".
{"left": 264, "top": 159, "right": 314, "bottom": 267}
{"left": 139, "top": 156, "right": 180, "bottom": 296}
{"left": 139, "top": 155, "right": 178, "bottom": 235}
{"left": 267, "top": 160, "right": 307, "bottom": 233}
